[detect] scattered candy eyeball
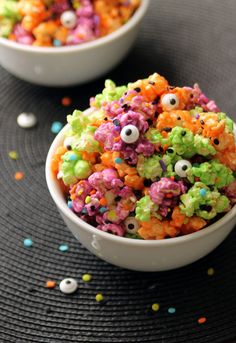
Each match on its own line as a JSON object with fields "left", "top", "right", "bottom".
{"left": 17, "top": 112, "right": 37, "bottom": 129}
{"left": 64, "top": 136, "right": 74, "bottom": 150}
{"left": 124, "top": 217, "right": 139, "bottom": 233}
{"left": 120, "top": 125, "right": 139, "bottom": 144}
{"left": 59, "top": 278, "right": 78, "bottom": 294}
{"left": 161, "top": 94, "right": 179, "bottom": 110}
{"left": 174, "top": 160, "right": 192, "bottom": 177}
{"left": 60, "top": 11, "right": 77, "bottom": 29}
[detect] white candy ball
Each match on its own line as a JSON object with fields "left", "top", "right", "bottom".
{"left": 174, "top": 160, "right": 192, "bottom": 177}
{"left": 17, "top": 112, "right": 37, "bottom": 129}
{"left": 60, "top": 11, "right": 77, "bottom": 29}
{"left": 120, "top": 125, "right": 140, "bottom": 144}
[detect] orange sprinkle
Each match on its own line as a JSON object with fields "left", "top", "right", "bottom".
{"left": 198, "top": 317, "right": 207, "bottom": 324}
{"left": 90, "top": 189, "right": 96, "bottom": 195}
{"left": 61, "top": 97, "right": 72, "bottom": 106}
{"left": 99, "top": 198, "right": 107, "bottom": 206}
{"left": 170, "top": 176, "right": 175, "bottom": 181}
{"left": 14, "top": 171, "right": 24, "bottom": 181}
{"left": 166, "top": 193, "right": 174, "bottom": 198}
{"left": 163, "top": 144, "right": 168, "bottom": 152}
{"left": 45, "top": 280, "right": 56, "bottom": 289}
{"left": 195, "top": 177, "right": 200, "bottom": 182}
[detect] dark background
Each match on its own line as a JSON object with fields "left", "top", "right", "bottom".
{"left": 0, "top": 1, "right": 236, "bottom": 342}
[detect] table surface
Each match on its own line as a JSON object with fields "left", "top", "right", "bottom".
{"left": 0, "top": 1, "right": 236, "bottom": 342}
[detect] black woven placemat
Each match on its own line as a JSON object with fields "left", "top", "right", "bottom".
{"left": 0, "top": 1, "right": 236, "bottom": 342}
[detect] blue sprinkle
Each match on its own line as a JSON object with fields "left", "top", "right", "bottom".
{"left": 51, "top": 121, "right": 63, "bottom": 134}
{"left": 59, "top": 244, "right": 69, "bottom": 252}
{"left": 53, "top": 39, "right": 62, "bottom": 47}
{"left": 168, "top": 307, "right": 176, "bottom": 314}
{"left": 23, "top": 238, "right": 33, "bottom": 248}
{"left": 114, "top": 157, "right": 123, "bottom": 164}
{"left": 69, "top": 154, "right": 77, "bottom": 161}
{"left": 99, "top": 207, "right": 107, "bottom": 213}
{"left": 82, "top": 208, "right": 87, "bottom": 214}
{"left": 67, "top": 201, "right": 73, "bottom": 209}
{"left": 200, "top": 189, "right": 207, "bottom": 197}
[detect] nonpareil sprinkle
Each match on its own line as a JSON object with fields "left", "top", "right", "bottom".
{"left": 198, "top": 317, "right": 207, "bottom": 324}
{"left": 168, "top": 307, "right": 176, "bottom": 314}
{"left": 14, "top": 171, "right": 24, "bottom": 181}
{"left": 23, "top": 238, "right": 33, "bottom": 248}
{"left": 59, "top": 244, "right": 69, "bottom": 252}
{"left": 8, "top": 151, "right": 18, "bottom": 160}
{"left": 95, "top": 293, "right": 104, "bottom": 302}
{"left": 45, "top": 280, "right": 57, "bottom": 289}
{"left": 207, "top": 267, "right": 215, "bottom": 276}
{"left": 82, "top": 274, "right": 92, "bottom": 282}
{"left": 61, "top": 97, "right": 72, "bottom": 107}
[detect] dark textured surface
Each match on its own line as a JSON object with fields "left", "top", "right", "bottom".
{"left": 0, "top": 1, "right": 236, "bottom": 342}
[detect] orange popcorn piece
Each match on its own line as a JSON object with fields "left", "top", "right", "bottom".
{"left": 51, "top": 146, "right": 67, "bottom": 175}
{"left": 215, "top": 147, "right": 236, "bottom": 171}
{"left": 129, "top": 73, "right": 169, "bottom": 102}
{"left": 138, "top": 218, "right": 179, "bottom": 240}
{"left": 124, "top": 174, "right": 144, "bottom": 190}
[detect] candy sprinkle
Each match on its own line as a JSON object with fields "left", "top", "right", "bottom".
{"left": 168, "top": 307, "right": 176, "bottom": 314}
{"left": 152, "top": 303, "right": 160, "bottom": 312}
{"left": 114, "top": 157, "right": 123, "bottom": 164}
{"left": 51, "top": 121, "right": 63, "bottom": 134}
{"left": 14, "top": 171, "right": 24, "bottom": 181}
{"left": 23, "top": 238, "right": 33, "bottom": 248}
{"left": 8, "top": 151, "right": 18, "bottom": 160}
{"left": 61, "top": 97, "right": 72, "bottom": 106}
{"left": 207, "top": 267, "right": 215, "bottom": 276}
{"left": 45, "top": 280, "right": 56, "bottom": 289}
{"left": 82, "top": 274, "right": 92, "bottom": 282}
{"left": 59, "top": 244, "right": 69, "bottom": 252}
{"left": 95, "top": 293, "right": 104, "bottom": 302}
{"left": 200, "top": 189, "right": 207, "bottom": 197}
{"left": 198, "top": 317, "right": 207, "bottom": 324}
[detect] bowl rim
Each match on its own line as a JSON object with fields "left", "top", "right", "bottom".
{"left": 45, "top": 118, "right": 236, "bottom": 247}
{"left": 0, "top": 0, "right": 149, "bottom": 54}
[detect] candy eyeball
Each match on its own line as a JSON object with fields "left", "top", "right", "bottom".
{"left": 60, "top": 11, "right": 77, "bottom": 29}
{"left": 174, "top": 160, "right": 192, "bottom": 177}
{"left": 124, "top": 217, "right": 140, "bottom": 233}
{"left": 64, "top": 136, "right": 74, "bottom": 150}
{"left": 161, "top": 94, "right": 179, "bottom": 110}
{"left": 120, "top": 125, "right": 140, "bottom": 144}
{"left": 59, "top": 278, "right": 78, "bottom": 294}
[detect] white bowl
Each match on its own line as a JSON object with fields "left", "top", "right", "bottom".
{"left": 0, "top": 0, "right": 149, "bottom": 86}
{"left": 45, "top": 120, "right": 236, "bottom": 271}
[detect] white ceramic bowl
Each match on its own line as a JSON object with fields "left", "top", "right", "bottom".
{"left": 0, "top": 0, "right": 149, "bottom": 87}
{"left": 45, "top": 120, "right": 236, "bottom": 272}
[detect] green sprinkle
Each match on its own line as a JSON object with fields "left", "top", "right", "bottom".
{"left": 8, "top": 150, "right": 18, "bottom": 160}
{"left": 82, "top": 274, "right": 92, "bottom": 282}
{"left": 95, "top": 293, "right": 104, "bottom": 302}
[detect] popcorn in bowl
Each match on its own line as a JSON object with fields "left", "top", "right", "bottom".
{"left": 51, "top": 73, "right": 236, "bottom": 240}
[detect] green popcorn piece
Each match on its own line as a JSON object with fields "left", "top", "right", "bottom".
{"left": 67, "top": 110, "right": 89, "bottom": 135}
{"left": 189, "top": 107, "right": 203, "bottom": 116}
{"left": 187, "top": 160, "right": 234, "bottom": 188}
{"left": 137, "top": 155, "right": 163, "bottom": 180}
{"left": 72, "top": 126, "right": 101, "bottom": 153}
{"left": 125, "top": 232, "right": 143, "bottom": 239}
{"left": 169, "top": 127, "right": 196, "bottom": 158}
{"left": 0, "top": 0, "right": 20, "bottom": 20}
{"left": 180, "top": 182, "right": 229, "bottom": 220}
{"left": 61, "top": 151, "right": 89, "bottom": 185}
{"left": 0, "top": 17, "right": 14, "bottom": 37}
{"left": 194, "top": 134, "right": 216, "bottom": 156}
{"left": 217, "top": 112, "right": 234, "bottom": 132}
{"left": 145, "top": 128, "right": 170, "bottom": 146}
{"left": 94, "top": 79, "right": 127, "bottom": 107}
{"left": 135, "top": 196, "right": 159, "bottom": 222}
